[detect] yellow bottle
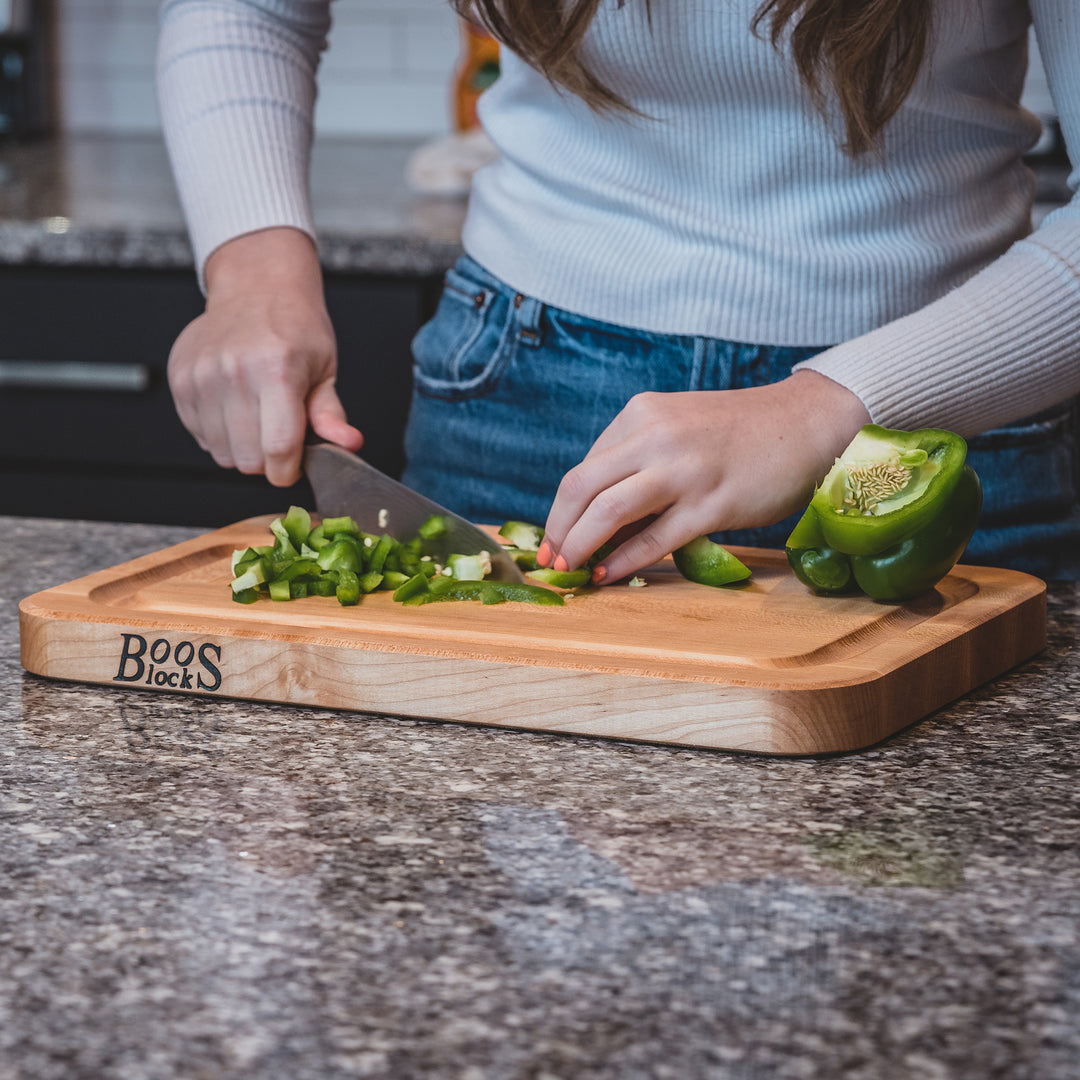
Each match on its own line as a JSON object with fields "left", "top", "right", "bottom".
{"left": 453, "top": 19, "right": 500, "bottom": 132}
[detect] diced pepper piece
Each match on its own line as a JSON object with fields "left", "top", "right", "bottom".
{"left": 271, "top": 558, "right": 320, "bottom": 584}
{"left": 231, "top": 546, "right": 259, "bottom": 575}
{"left": 359, "top": 570, "right": 385, "bottom": 593}
{"left": 321, "top": 515, "right": 360, "bottom": 536}
{"left": 367, "top": 533, "right": 396, "bottom": 574}
{"left": 448, "top": 552, "right": 490, "bottom": 581}
{"left": 498, "top": 520, "right": 545, "bottom": 551}
{"left": 282, "top": 505, "right": 311, "bottom": 547}
{"left": 317, "top": 539, "right": 361, "bottom": 574}
{"left": 672, "top": 535, "right": 751, "bottom": 587}
{"left": 392, "top": 572, "right": 431, "bottom": 602}
{"left": 269, "top": 516, "right": 290, "bottom": 544}
{"left": 268, "top": 579, "right": 293, "bottom": 601}
{"left": 230, "top": 557, "right": 271, "bottom": 593}
{"left": 500, "top": 547, "right": 540, "bottom": 570}
{"left": 335, "top": 568, "right": 361, "bottom": 606}
{"left": 417, "top": 514, "right": 448, "bottom": 540}
{"left": 231, "top": 587, "right": 260, "bottom": 604}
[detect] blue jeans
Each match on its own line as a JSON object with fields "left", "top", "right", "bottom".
{"left": 404, "top": 256, "right": 1080, "bottom": 579}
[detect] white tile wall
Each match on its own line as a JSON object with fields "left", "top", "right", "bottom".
{"left": 54, "top": 0, "right": 462, "bottom": 136}
{"left": 53, "top": 1, "right": 1057, "bottom": 139}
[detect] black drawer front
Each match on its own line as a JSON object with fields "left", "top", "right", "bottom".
{"left": 1, "top": 265, "right": 432, "bottom": 525}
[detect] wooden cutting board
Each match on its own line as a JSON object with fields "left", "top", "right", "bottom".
{"left": 19, "top": 515, "right": 1047, "bottom": 755}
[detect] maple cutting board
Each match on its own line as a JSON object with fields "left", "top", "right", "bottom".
{"left": 20, "top": 515, "right": 1047, "bottom": 755}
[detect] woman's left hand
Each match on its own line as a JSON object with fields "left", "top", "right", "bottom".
{"left": 538, "top": 370, "right": 871, "bottom": 584}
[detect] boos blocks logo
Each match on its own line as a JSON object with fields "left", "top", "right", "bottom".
{"left": 113, "top": 633, "right": 222, "bottom": 692}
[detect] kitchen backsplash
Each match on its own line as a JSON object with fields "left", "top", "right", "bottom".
{"left": 56, "top": 0, "right": 1056, "bottom": 140}
{"left": 56, "top": 0, "right": 461, "bottom": 136}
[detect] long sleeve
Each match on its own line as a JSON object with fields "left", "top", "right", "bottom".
{"left": 794, "top": 1, "right": 1080, "bottom": 437}
{"left": 155, "top": 0, "right": 331, "bottom": 288}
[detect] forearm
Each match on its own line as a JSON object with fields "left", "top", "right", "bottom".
{"left": 204, "top": 227, "right": 324, "bottom": 305}
{"left": 796, "top": 211, "right": 1080, "bottom": 436}
{"left": 801, "top": 0, "right": 1080, "bottom": 437}
{"left": 156, "top": 0, "right": 331, "bottom": 289}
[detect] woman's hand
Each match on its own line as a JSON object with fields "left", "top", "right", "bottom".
{"left": 167, "top": 227, "right": 363, "bottom": 488}
{"left": 539, "top": 370, "right": 871, "bottom": 583}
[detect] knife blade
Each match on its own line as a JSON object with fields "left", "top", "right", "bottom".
{"left": 303, "top": 442, "right": 525, "bottom": 583}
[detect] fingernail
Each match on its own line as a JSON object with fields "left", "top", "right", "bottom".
{"left": 591, "top": 564, "right": 607, "bottom": 584}
{"left": 554, "top": 554, "right": 569, "bottom": 573}
{"left": 537, "top": 541, "right": 551, "bottom": 566}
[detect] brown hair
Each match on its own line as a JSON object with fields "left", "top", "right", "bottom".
{"left": 452, "top": 0, "right": 932, "bottom": 155}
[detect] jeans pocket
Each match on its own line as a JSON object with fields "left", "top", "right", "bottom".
{"left": 411, "top": 265, "right": 513, "bottom": 401}
{"left": 966, "top": 398, "right": 1079, "bottom": 524}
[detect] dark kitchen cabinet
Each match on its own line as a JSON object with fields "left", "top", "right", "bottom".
{"left": 0, "top": 264, "right": 442, "bottom": 526}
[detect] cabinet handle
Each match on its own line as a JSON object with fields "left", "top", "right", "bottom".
{"left": 0, "top": 360, "right": 151, "bottom": 392}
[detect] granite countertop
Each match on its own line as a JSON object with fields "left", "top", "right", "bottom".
{"left": 2, "top": 514, "right": 1079, "bottom": 1080}
{"left": 0, "top": 134, "right": 465, "bottom": 275}
{"left": 0, "top": 134, "right": 1073, "bottom": 278}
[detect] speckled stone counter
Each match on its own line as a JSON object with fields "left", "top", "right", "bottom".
{"left": 0, "top": 135, "right": 1072, "bottom": 277}
{"left": 2, "top": 515, "right": 1079, "bottom": 1080}
{"left": 0, "top": 134, "right": 464, "bottom": 275}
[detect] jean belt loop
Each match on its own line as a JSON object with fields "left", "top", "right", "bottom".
{"left": 512, "top": 291, "right": 544, "bottom": 349}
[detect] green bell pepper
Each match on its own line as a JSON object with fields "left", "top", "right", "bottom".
{"left": 786, "top": 425, "right": 982, "bottom": 603}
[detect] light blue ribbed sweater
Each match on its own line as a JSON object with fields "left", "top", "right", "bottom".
{"left": 156, "top": 0, "right": 1080, "bottom": 436}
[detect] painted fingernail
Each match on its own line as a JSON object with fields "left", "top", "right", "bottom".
{"left": 554, "top": 554, "right": 569, "bottom": 573}
{"left": 591, "top": 564, "right": 607, "bottom": 584}
{"left": 537, "top": 541, "right": 551, "bottom": 566}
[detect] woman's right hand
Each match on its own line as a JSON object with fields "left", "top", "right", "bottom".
{"left": 167, "top": 227, "right": 363, "bottom": 488}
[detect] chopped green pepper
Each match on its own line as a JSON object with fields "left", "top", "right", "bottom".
{"left": 526, "top": 567, "right": 591, "bottom": 589}
{"left": 231, "top": 507, "right": 574, "bottom": 608}
{"left": 502, "top": 547, "right": 541, "bottom": 570}
{"left": 335, "top": 568, "right": 361, "bottom": 606}
{"left": 786, "top": 425, "right": 982, "bottom": 603}
{"left": 447, "top": 552, "right": 490, "bottom": 580}
{"left": 320, "top": 515, "right": 359, "bottom": 536}
{"left": 401, "top": 579, "right": 564, "bottom": 606}
{"left": 392, "top": 572, "right": 431, "bottom": 603}
{"left": 672, "top": 535, "right": 752, "bottom": 587}
{"left": 417, "top": 514, "right": 448, "bottom": 540}
{"left": 498, "top": 520, "right": 545, "bottom": 551}
{"left": 282, "top": 504, "right": 311, "bottom": 548}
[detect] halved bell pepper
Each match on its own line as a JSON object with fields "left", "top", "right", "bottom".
{"left": 786, "top": 425, "right": 982, "bottom": 603}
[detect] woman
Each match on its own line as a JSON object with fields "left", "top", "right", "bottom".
{"left": 156, "top": 0, "right": 1080, "bottom": 582}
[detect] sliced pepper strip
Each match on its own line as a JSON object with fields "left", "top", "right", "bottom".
{"left": 402, "top": 579, "right": 564, "bottom": 606}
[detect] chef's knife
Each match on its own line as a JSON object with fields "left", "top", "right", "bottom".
{"left": 303, "top": 442, "right": 525, "bottom": 583}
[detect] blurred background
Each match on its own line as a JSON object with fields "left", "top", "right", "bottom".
{"left": 12, "top": 0, "right": 1062, "bottom": 149}
{"left": 48, "top": 0, "right": 465, "bottom": 139}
